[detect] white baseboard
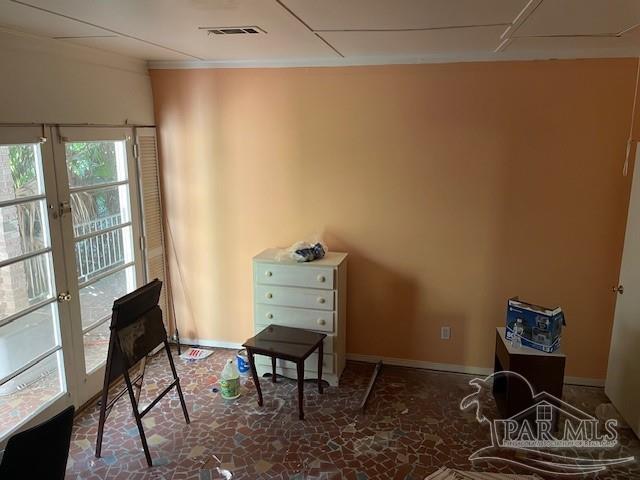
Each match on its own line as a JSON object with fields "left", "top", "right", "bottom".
{"left": 346, "top": 353, "right": 493, "bottom": 376}
{"left": 172, "top": 339, "right": 604, "bottom": 387}
{"left": 176, "top": 337, "right": 243, "bottom": 350}
{"left": 563, "top": 376, "right": 604, "bottom": 387}
{"left": 346, "top": 353, "right": 605, "bottom": 387}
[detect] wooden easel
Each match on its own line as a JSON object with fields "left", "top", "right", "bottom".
{"left": 94, "top": 279, "right": 190, "bottom": 467}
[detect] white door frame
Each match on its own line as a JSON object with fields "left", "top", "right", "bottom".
{"left": 51, "top": 126, "right": 145, "bottom": 407}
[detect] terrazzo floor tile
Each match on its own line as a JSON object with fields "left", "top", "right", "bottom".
{"left": 64, "top": 347, "right": 640, "bottom": 479}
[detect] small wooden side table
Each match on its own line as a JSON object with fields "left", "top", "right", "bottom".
{"left": 243, "top": 324, "right": 326, "bottom": 420}
{"left": 493, "top": 327, "right": 566, "bottom": 420}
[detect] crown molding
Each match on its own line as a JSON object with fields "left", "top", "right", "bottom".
{"left": 148, "top": 49, "right": 640, "bottom": 70}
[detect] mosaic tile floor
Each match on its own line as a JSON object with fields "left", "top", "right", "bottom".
{"left": 66, "top": 348, "right": 640, "bottom": 479}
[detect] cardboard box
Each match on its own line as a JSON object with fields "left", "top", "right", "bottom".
{"left": 505, "top": 297, "right": 565, "bottom": 353}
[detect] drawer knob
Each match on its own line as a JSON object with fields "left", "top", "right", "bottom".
{"left": 317, "top": 297, "right": 325, "bottom": 304}
{"left": 317, "top": 275, "right": 326, "bottom": 282}
{"left": 317, "top": 318, "right": 326, "bottom": 326}
{"left": 265, "top": 271, "right": 273, "bottom": 277}
{"left": 266, "top": 313, "right": 273, "bottom": 319}
{"left": 266, "top": 292, "right": 273, "bottom": 299}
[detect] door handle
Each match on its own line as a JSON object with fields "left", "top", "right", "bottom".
{"left": 612, "top": 285, "right": 624, "bottom": 295}
{"left": 49, "top": 203, "right": 71, "bottom": 219}
{"left": 59, "top": 202, "right": 72, "bottom": 216}
{"left": 57, "top": 292, "right": 72, "bottom": 302}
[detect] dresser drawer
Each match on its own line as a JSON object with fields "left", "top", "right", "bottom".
{"left": 256, "top": 263, "right": 334, "bottom": 290}
{"left": 256, "top": 353, "right": 335, "bottom": 375}
{"left": 254, "top": 304, "right": 334, "bottom": 333}
{"left": 255, "top": 285, "right": 334, "bottom": 311}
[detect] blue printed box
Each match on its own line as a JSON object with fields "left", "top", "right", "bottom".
{"left": 505, "top": 297, "right": 565, "bottom": 353}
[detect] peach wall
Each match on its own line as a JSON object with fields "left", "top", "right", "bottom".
{"left": 150, "top": 59, "right": 637, "bottom": 380}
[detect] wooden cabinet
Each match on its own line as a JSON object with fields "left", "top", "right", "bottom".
{"left": 493, "top": 327, "right": 565, "bottom": 424}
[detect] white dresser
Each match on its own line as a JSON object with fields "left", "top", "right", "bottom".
{"left": 252, "top": 248, "right": 348, "bottom": 386}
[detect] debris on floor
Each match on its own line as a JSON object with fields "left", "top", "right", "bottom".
{"left": 201, "top": 454, "right": 234, "bottom": 479}
{"left": 425, "top": 467, "right": 541, "bottom": 479}
{"left": 179, "top": 347, "right": 214, "bottom": 361}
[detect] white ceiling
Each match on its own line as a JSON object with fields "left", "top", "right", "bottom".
{"left": 1, "top": 0, "right": 640, "bottom": 67}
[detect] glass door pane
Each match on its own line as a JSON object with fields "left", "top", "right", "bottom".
{"left": 0, "top": 140, "right": 67, "bottom": 438}
{"left": 61, "top": 138, "right": 139, "bottom": 375}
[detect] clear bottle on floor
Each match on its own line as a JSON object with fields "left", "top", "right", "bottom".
{"left": 220, "top": 359, "right": 241, "bottom": 400}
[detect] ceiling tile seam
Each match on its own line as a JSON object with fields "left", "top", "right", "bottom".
{"left": 274, "top": 0, "right": 343, "bottom": 57}
{"left": 9, "top": 0, "right": 204, "bottom": 60}
{"left": 495, "top": 0, "right": 543, "bottom": 53}
{"left": 53, "top": 35, "right": 118, "bottom": 39}
{"left": 504, "top": 1, "right": 640, "bottom": 40}
{"left": 512, "top": 33, "right": 621, "bottom": 39}
{"left": 314, "top": 32, "right": 344, "bottom": 57}
{"left": 494, "top": 37, "right": 511, "bottom": 53}
{"left": 313, "top": 24, "right": 510, "bottom": 33}
{"left": 504, "top": 0, "right": 544, "bottom": 39}
{"left": 274, "top": 0, "right": 314, "bottom": 31}
{"left": 500, "top": 0, "right": 543, "bottom": 45}
{"left": 619, "top": 23, "right": 640, "bottom": 37}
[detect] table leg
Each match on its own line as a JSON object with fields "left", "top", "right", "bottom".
{"left": 271, "top": 356, "right": 277, "bottom": 383}
{"left": 317, "top": 341, "right": 323, "bottom": 394}
{"left": 247, "top": 349, "right": 263, "bottom": 407}
{"left": 297, "top": 361, "right": 305, "bottom": 420}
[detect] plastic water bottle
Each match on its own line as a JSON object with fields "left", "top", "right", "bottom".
{"left": 512, "top": 319, "right": 523, "bottom": 349}
{"left": 236, "top": 349, "right": 250, "bottom": 376}
{"left": 220, "top": 359, "right": 241, "bottom": 400}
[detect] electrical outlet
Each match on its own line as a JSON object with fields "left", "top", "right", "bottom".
{"left": 441, "top": 326, "right": 451, "bottom": 340}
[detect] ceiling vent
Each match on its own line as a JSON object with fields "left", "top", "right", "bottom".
{"left": 200, "top": 26, "right": 266, "bottom": 36}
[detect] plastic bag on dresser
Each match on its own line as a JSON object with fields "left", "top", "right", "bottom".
{"left": 275, "top": 234, "right": 328, "bottom": 262}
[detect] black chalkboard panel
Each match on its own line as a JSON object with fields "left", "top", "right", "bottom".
{"left": 105, "top": 279, "right": 165, "bottom": 384}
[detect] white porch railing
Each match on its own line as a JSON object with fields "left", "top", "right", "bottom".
{"left": 74, "top": 214, "right": 125, "bottom": 284}
{"left": 21, "top": 214, "right": 125, "bottom": 301}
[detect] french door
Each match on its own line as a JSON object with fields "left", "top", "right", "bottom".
{"left": 0, "top": 126, "right": 145, "bottom": 442}
{"left": 606, "top": 142, "right": 640, "bottom": 437}
{"left": 53, "top": 127, "right": 144, "bottom": 406}
{"left": 0, "top": 126, "right": 75, "bottom": 441}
